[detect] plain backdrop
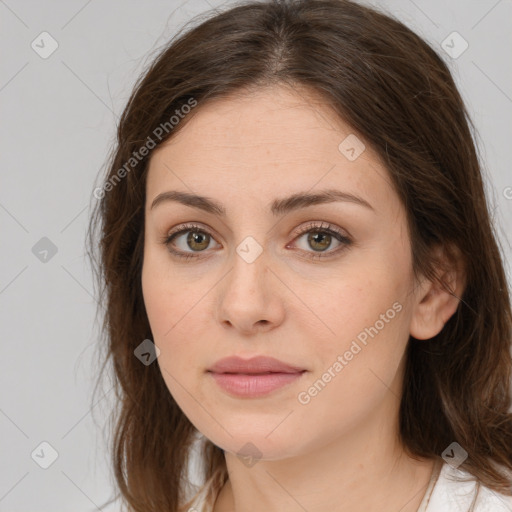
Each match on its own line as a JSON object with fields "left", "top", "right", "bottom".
{"left": 1, "top": 0, "right": 511, "bottom": 510}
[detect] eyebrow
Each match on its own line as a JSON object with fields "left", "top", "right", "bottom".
{"left": 150, "top": 188, "right": 375, "bottom": 216}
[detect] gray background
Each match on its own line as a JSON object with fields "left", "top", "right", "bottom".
{"left": 1, "top": 0, "right": 511, "bottom": 510}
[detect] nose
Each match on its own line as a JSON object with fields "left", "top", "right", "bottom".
{"left": 215, "top": 244, "right": 286, "bottom": 335}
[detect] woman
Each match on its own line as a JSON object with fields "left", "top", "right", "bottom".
{"left": 87, "top": 0, "right": 512, "bottom": 511}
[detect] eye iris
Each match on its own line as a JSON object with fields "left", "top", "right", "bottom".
{"left": 308, "top": 231, "right": 331, "bottom": 251}
{"left": 187, "top": 230, "right": 210, "bottom": 251}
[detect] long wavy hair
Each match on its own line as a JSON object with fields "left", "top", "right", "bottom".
{"left": 86, "top": 0, "right": 512, "bottom": 510}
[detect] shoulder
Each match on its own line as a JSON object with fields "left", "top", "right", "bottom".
{"left": 426, "top": 462, "right": 512, "bottom": 512}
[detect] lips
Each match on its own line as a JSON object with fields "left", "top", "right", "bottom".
{"left": 207, "top": 355, "right": 305, "bottom": 374}
{"left": 207, "top": 356, "right": 306, "bottom": 398}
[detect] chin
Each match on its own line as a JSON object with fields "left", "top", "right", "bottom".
{"left": 198, "top": 422, "right": 307, "bottom": 462}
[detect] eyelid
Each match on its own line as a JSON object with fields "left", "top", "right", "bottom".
{"left": 165, "top": 221, "right": 214, "bottom": 240}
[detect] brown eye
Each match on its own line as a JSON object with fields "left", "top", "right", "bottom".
{"left": 290, "top": 222, "right": 352, "bottom": 260}
{"left": 306, "top": 231, "right": 334, "bottom": 252}
{"left": 184, "top": 230, "right": 211, "bottom": 251}
{"left": 162, "top": 223, "right": 220, "bottom": 260}
{"left": 161, "top": 221, "right": 352, "bottom": 261}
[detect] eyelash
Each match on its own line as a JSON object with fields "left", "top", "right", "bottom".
{"left": 160, "top": 221, "right": 352, "bottom": 262}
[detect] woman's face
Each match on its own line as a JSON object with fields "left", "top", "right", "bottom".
{"left": 141, "top": 85, "right": 426, "bottom": 460}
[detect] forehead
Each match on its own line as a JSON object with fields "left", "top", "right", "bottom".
{"left": 146, "top": 85, "right": 396, "bottom": 216}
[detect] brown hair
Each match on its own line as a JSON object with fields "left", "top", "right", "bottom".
{"left": 86, "top": 0, "right": 512, "bottom": 510}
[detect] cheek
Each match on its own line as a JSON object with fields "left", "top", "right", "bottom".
{"left": 141, "top": 251, "right": 216, "bottom": 382}
{"left": 296, "top": 268, "right": 410, "bottom": 401}
{"left": 142, "top": 247, "right": 198, "bottom": 341}
{"left": 294, "top": 298, "right": 409, "bottom": 441}
{"left": 141, "top": 259, "right": 206, "bottom": 417}
{"left": 141, "top": 259, "right": 172, "bottom": 341}
{"left": 301, "top": 266, "right": 407, "bottom": 348}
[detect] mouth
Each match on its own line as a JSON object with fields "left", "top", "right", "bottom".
{"left": 208, "top": 370, "right": 306, "bottom": 398}
{"left": 208, "top": 355, "right": 306, "bottom": 374}
{"left": 207, "top": 356, "right": 307, "bottom": 398}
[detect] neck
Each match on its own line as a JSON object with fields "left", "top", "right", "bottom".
{"left": 213, "top": 388, "right": 436, "bottom": 512}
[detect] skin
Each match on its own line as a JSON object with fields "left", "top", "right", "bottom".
{"left": 141, "top": 84, "right": 465, "bottom": 512}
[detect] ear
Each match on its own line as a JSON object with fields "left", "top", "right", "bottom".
{"left": 409, "top": 244, "right": 466, "bottom": 340}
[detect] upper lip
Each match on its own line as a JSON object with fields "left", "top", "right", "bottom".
{"left": 208, "top": 356, "right": 305, "bottom": 374}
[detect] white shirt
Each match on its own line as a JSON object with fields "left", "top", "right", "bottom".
{"left": 418, "top": 461, "right": 512, "bottom": 511}
{"left": 187, "top": 461, "right": 512, "bottom": 512}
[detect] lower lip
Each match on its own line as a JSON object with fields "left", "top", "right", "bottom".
{"left": 208, "top": 371, "right": 305, "bottom": 398}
